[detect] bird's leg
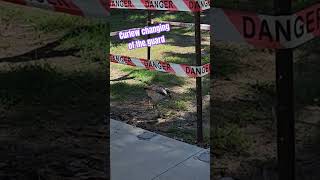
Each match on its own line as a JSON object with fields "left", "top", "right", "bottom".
{"left": 155, "top": 104, "right": 161, "bottom": 118}
{"left": 148, "top": 98, "right": 154, "bottom": 110}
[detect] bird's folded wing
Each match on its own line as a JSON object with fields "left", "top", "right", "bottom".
{"left": 155, "top": 88, "right": 168, "bottom": 96}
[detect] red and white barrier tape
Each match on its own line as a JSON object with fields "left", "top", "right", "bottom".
{"left": 151, "top": 19, "right": 210, "bottom": 30}
{"left": 0, "top": 0, "right": 109, "bottom": 18}
{"left": 110, "top": 0, "right": 210, "bottom": 12}
{"left": 110, "top": 54, "right": 210, "bottom": 78}
{"left": 209, "top": 3, "right": 320, "bottom": 49}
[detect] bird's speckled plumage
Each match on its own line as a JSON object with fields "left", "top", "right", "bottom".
{"left": 144, "top": 85, "right": 171, "bottom": 104}
{"left": 144, "top": 85, "right": 171, "bottom": 117}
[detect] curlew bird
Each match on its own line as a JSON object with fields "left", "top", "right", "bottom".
{"left": 144, "top": 85, "right": 172, "bottom": 117}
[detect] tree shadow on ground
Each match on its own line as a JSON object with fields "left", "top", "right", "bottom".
{"left": 0, "top": 63, "right": 107, "bottom": 180}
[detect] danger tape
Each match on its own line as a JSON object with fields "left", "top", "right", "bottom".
{"left": 0, "top": 0, "right": 109, "bottom": 18}
{"left": 151, "top": 19, "right": 210, "bottom": 30}
{"left": 209, "top": 3, "right": 320, "bottom": 49}
{"left": 110, "top": 0, "right": 210, "bottom": 12}
{"left": 110, "top": 54, "right": 210, "bottom": 78}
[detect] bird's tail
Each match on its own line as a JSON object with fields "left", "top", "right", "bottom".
{"left": 165, "top": 88, "right": 172, "bottom": 99}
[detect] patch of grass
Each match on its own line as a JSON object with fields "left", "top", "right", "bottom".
{"left": 166, "top": 100, "right": 188, "bottom": 111}
{"left": 120, "top": 68, "right": 185, "bottom": 86}
{"left": 59, "top": 23, "right": 110, "bottom": 62}
{"left": 111, "top": 82, "right": 145, "bottom": 101}
{"left": 26, "top": 14, "right": 91, "bottom": 32}
{"left": 166, "top": 125, "right": 210, "bottom": 146}
{"left": 110, "top": 10, "right": 146, "bottom": 31}
{"left": 212, "top": 123, "right": 251, "bottom": 153}
{"left": 236, "top": 106, "right": 267, "bottom": 126}
{"left": 153, "top": 12, "right": 194, "bottom": 22}
{"left": 211, "top": 44, "right": 244, "bottom": 78}
{"left": 250, "top": 81, "right": 275, "bottom": 97}
{"left": 174, "top": 100, "right": 188, "bottom": 110}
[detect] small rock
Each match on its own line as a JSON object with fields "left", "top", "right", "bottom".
{"left": 137, "top": 132, "right": 157, "bottom": 140}
{"left": 197, "top": 151, "right": 210, "bottom": 163}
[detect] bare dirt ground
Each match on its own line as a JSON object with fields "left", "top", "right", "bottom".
{"left": 0, "top": 3, "right": 108, "bottom": 180}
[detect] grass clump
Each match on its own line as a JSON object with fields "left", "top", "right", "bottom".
{"left": 212, "top": 123, "right": 251, "bottom": 154}
{"left": 111, "top": 82, "right": 145, "bottom": 101}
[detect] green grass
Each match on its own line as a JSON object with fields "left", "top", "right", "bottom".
{"left": 111, "top": 82, "right": 145, "bottom": 101}
{"left": 110, "top": 10, "right": 146, "bottom": 31}
{"left": 173, "top": 100, "right": 188, "bottom": 110}
{"left": 0, "top": 3, "right": 110, "bottom": 63}
{"left": 152, "top": 12, "right": 194, "bottom": 22}
{"left": 166, "top": 99, "right": 188, "bottom": 111}
{"left": 211, "top": 44, "right": 244, "bottom": 78}
{"left": 212, "top": 123, "right": 251, "bottom": 153}
{"left": 59, "top": 23, "right": 110, "bottom": 62}
{"left": 166, "top": 125, "right": 210, "bottom": 145}
{"left": 125, "top": 69, "right": 184, "bottom": 86}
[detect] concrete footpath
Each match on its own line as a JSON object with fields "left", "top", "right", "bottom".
{"left": 111, "top": 119, "right": 210, "bottom": 180}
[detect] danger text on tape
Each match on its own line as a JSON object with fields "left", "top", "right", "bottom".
{"left": 209, "top": 3, "right": 320, "bottom": 49}
{"left": 110, "top": 54, "right": 210, "bottom": 78}
{"left": 110, "top": 0, "right": 210, "bottom": 12}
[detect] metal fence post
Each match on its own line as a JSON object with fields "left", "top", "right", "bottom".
{"left": 147, "top": 11, "right": 151, "bottom": 60}
{"left": 274, "top": 0, "right": 295, "bottom": 179}
{"left": 195, "top": 11, "right": 203, "bottom": 144}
